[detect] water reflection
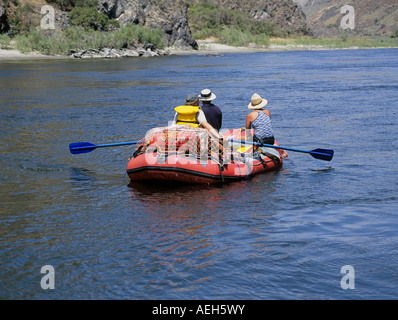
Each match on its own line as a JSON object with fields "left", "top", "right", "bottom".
{"left": 125, "top": 177, "right": 280, "bottom": 298}
{"left": 127, "top": 172, "right": 279, "bottom": 217}
{"left": 70, "top": 167, "right": 97, "bottom": 182}
{"left": 127, "top": 180, "right": 226, "bottom": 222}
{"left": 127, "top": 178, "right": 279, "bottom": 243}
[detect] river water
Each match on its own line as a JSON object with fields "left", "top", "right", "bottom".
{"left": 0, "top": 48, "right": 397, "bottom": 300}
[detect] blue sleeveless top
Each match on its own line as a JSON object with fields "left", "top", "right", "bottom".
{"left": 251, "top": 110, "right": 274, "bottom": 139}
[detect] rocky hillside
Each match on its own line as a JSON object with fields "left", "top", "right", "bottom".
{"left": 2, "top": 0, "right": 396, "bottom": 51}
{"left": 0, "top": 0, "right": 9, "bottom": 33}
{"left": 293, "top": 0, "right": 398, "bottom": 37}
{"left": 98, "top": 0, "right": 197, "bottom": 49}
{"left": 0, "top": 0, "right": 198, "bottom": 49}
{"left": 189, "top": 0, "right": 310, "bottom": 35}
{"left": 0, "top": 0, "right": 313, "bottom": 49}
{"left": 99, "top": 0, "right": 313, "bottom": 44}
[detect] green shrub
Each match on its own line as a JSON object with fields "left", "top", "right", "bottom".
{"left": 217, "top": 27, "right": 270, "bottom": 47}
{"left": 6, "top": 2, "right": 41, "bottom": 36}
{"left": 0, "top": 34, "right": 11, "bottom": 49}
{"left": 46, "top": 0, "right": 99, "bottom": 10}
{"left": 13, "top": 24, "right": 166, "bottom": 55}
{"left": 15, "top": 30, "right": 69, "bottom": 55}
{"left": 188, "top": 2, "right": 280, "bottom": 46}
{"left": 45, "top": 0, "right": 75, "bottom": 10}
{"left": 68, "top": 7, "right": 110, "bottom": 31}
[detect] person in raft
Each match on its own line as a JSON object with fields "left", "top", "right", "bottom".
{"left": 199, "top": 89, "right": 222, "bottom": 132}
{"left": 173, "top": 93, "right": 223, "bottom": 140}
{"left": 245, "top": 93, "right": 288, "bottom": 159}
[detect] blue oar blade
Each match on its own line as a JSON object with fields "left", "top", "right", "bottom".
{"left": 228, "top": 139, "right": 334, "bottom": 161}
{"left": 69, "top": 142, "right": 97, "bottom": 155}
{"left": 310, "top": 148, "right": 334, "bottom": 161}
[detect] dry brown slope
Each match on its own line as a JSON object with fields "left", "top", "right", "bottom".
{"left": 293, "top": 0, "right": 398, "bottom": 37}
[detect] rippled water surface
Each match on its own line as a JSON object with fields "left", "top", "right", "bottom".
{"left": 1, "top": 49, "right": 397, "bottom": 299}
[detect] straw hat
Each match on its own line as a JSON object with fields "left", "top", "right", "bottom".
{"left": 199, "top": 89, "right": 216, "bottom": 101}
{"left": 248, "top": 93, "right": 268, "bottom": 110}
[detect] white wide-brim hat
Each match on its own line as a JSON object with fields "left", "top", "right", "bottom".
{"left": 248, "top": 93, "right": 268, "bottom": 110}
{"left": 199, "top": 89, "right": 216, "bottom": 101}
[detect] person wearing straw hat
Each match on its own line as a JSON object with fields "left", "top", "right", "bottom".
{"left": 246, "top": 93, "right": 288, "bottom": 159}
{"left": 199, "top": 89, "right": 222, "bottom": 131}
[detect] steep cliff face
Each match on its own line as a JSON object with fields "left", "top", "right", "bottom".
{"left": 99, "top": 0, "right": 198, "bottom": 49}
{"left": 97, "top": 0, "right": 312, "bottom": 46}
{"left": 293, "top": 0, "right": 398, "bottom": 37}
{"left": 0, "top": 0, "right": 312, "bottom": 49}
{"left": 0, "top": 0, "right": 9, "bottom": 33}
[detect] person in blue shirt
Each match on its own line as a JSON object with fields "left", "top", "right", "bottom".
{"left": 199, "top": 89, "right": 222, "bottom": 131}
{"left": 173, "top": 93, "right": 223, "bottom": 140}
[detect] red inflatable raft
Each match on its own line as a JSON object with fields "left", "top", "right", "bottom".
{"left": 127, "top": 126, "right": 283, "bottom": 184}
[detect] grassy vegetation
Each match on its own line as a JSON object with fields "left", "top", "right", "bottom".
{"left": 8, "top": 23, "right": 165, "bottom": 55}
{"left": 188, "top": 2, "right": 283, "bottom": 47}
{"left": 0, "top": 34, "right": 12, "bottom": 49}
{"left": 268, "top": 35, "right": 398, "bottom": 49}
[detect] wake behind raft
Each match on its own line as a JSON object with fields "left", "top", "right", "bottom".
{"left": 126, "top": 126, "right": 284, "bottom": 184}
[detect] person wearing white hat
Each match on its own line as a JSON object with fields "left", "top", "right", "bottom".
{"left": 199, "top": 89, "right": 222, "bottom": 131}
{"left": 173, "top": 93, "right": 223, "bottom": 140}
{"left": 246, "top": 93, "right": 288, "bottom": 159}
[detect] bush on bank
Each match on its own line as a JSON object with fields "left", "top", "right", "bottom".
{"left": 1, "top": 0, "right": 165, "bottom": 55}
{"left": 188, "top": 2, "right": 281, "bottom": 47}
{"left": 11, "top": 23, "right": 165, "bottom": 55}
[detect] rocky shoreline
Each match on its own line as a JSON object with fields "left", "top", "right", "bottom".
{"left": 1, "top": 40, "right": 397, "bottom": 61}
{"left": 70, "top": 44, "right": 168, "bottom": 59}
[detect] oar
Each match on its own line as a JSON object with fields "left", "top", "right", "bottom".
{"left": 69, "top": 141, "right": 139, "bottom": 155}
{"left": 229, "top": 139, "right": 334, "bottom": 161}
